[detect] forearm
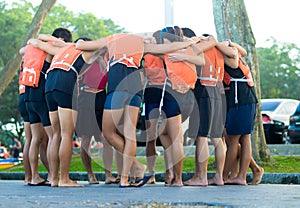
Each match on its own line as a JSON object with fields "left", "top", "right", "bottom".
{"left": 194, "top": 37, "right": 217, "bottom": 55}
{"left": 144, "top": 41, "right": 192, "bottom": 54}
{"left": 38, "top": 34, "right": 60, "bottom": 42}
{"left": 216, "top": 42, "right": 238, "bottom": 58}
{"left": 181, "top": 53, "right": 205, "bottom": 66}
{"left": 230, "top": 41, "right": 247, "bottom": 57}
{"left": 76, "top": 38, "right": 107, "bottom": 51}
{"left": 27, "top": 39, "right": 58, "bottom": 55}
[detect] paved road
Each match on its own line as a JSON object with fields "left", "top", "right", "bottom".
{"left": 1, "top": 180, "right": 299, "bottom": 208}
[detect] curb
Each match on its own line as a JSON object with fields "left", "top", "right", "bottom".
{"left": 0, "top": 172, "right": 299, "bottom": 184}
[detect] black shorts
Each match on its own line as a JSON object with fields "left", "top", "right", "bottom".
{"left": 25, "top": 101, "right": 51, "bottom": 126}
{"left": 145, "top": 86, "right": 194, "bottom": 121}
{"left": 189, "top": 96, "right": 225, "bottom": 138}
{"left": 226, "top": 103, "right": 256, "bottom": 135}
{"left": 18, "top": 94, "right": 29, "bottom": 122}
{"left": 75, "top": 90, "right": 106, "bottom": 140}
{"left": 46, "top": 90, "right": 74, "bottom": 112}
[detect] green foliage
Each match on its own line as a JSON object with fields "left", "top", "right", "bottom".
{"left": 257, "top": 38, "right": 300, "bottom": 99}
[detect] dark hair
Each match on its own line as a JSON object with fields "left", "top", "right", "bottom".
{"left": 160, "top": 26, "right": 183, "bottom": 43}
{"left": 182, "top": 27, "right": 197, "bottom": 38}
{"left": 74, "top": 37, "right": 92, "bottom": 43}
{"left": 202, "top": 33, "right": 212, "bottom": 37}
{"left": 152, "top": 30, "right": 161, "bottom": 44}
{"left": 52, "top": 27, "right": 72, "bottom": 43}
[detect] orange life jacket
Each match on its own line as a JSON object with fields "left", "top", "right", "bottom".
{"left": 19, "top": 44, "right": 47, "bottom": 87}
{"left": 199, "top": 47, "right": 224, "bottom": 86}
{"left": 223, "top": 53, "right": 254, "bottom": 87}
{"left": 47, "top": 44, "right": 83, "bottom": 76}
{"left": 144, "top": 54, "right": 166, "bottom": 85}
{"left": 163, "top": 46, "right": 197, "bottom": 93}
{"left": 107, "top": 34, "right": 144, "bottom": 69}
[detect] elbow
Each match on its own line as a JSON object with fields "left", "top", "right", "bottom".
{"left": 75, "top": 41, "right": 84, "bottom": 50}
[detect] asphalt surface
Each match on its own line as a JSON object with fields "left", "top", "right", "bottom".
{"left": 1, "top": 180, "right": 299, "bottom": 208}
{"left": 1, "top": 144, "right": 299, "bottom": 207}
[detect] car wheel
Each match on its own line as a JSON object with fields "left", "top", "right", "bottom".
{"left": 282, "top": 130, "right": 290, "bottom": 144}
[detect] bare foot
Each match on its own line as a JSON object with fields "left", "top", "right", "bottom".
{"left": 88, "top": 174, "right": 99, "bottom": 184}
{"left": 147, "top": 175, "right": 156, "bottom": 184}
{"left": 58, "top": 179, "right": 84, "bottom": 187}
{"left": 164, "top": 170, "right": 174, "bottom": 186}
{"left": 248, "top": 167, "right": 264, "bottom": 185}
{"left": 225, "top": 177, "right": 247, "bottom": 185}
{"left": 130, "top": 164, "right": 146, "bottom": 183}
{"left": 51, "top": 180, "right": 59, "bottom": 187}
{"left": 120, "top": 175, "right": 130, "bottom": 187}
{"left": 170, "top": 179, "right": 183, "bottom": 187}
{"left": 208, "top": 177, "right": 224, "bottom": 186}
{"left": 30, "top": 178, "right": 46, "bottom": 185}
{"left": 183, "top": 177, "right": 208, "bottom": 186}
{"left": 24, "top": 179, "right": 31, "bottom": 186}
{"left": 105, "top": 175, "right": 120, "bottom": 184}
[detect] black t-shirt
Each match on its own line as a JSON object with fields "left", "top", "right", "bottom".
{"left": 224, "top": 64, "right": 258, "bottom": 108}
{"left": 24, "top": 61, "right": 50, "bottom": 102}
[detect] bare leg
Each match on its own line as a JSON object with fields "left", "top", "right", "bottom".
{"left": 80, "top": 135, "right": 99, "bottom": 184}
{"left": 248, "top": 157, "right": 264, "bottom": 185}
{"left": 122, "top": 105, "right": 141, "bottom": 185}
{"left": 226, "top": 134, "right": 251, "bottom": 185}
{"left": 166, "top": 115, "right": 184, "bottom": 187}
{"left": 222, "top": 129, "right": 239, "bottom": 181}
{"left": 145, "top": 118, "right": 159, "bottom": 184}
{"left": 184, "top": 136, "right": 209, "bottom": 186}
{"left": 223, "top": 135, "right": 240, "bottom": 184}
{"left": 23, "top": 122, "right": 32, "bottom": 185}
{"left": 159, "top": 126, "right": 174, "bottom": 185}
{"left": 29, "top": 123, "right": 46, "bottom": 185}
{"left": 49, "top": 111, "right": 61, "bottom": 187}
{"left": 40, "top": 126, "right": 52, "bottom": 181}
{"left": 208, "top": 138, "right": 226, "bottom": 186}
{"left": 103, "top": 138, "right": 119, "bottom": 184}
{"left": 58, "top": 108, "right": 83, "bottom": 187}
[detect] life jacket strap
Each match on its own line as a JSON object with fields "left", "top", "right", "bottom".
{"left": 108, "top": 54, "right": 137, "bottom": 70}
{"left": 159, "top": 77, "right": 169, "bottom": 115}
{"left": 230, "top": 76, "right": 250, "bottom": 104}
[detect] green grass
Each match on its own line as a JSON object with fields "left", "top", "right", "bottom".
{"left": 2, "top": 155, "right": 300, "bottom": 173}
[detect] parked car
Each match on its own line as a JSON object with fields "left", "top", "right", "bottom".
{"left": 0, "top": 146, "right": 10, "bottom": 159}
{"left": 288, "top": 103, "right": 300, "bottom": 144}
{"left": 261, "top": 98, "right": 300, "bottom": 144}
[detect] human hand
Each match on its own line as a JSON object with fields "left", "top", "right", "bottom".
{"left": 27, "top": 38, "right": 39, "bottom": 47}
{"left": 168, "top": 53, "right": 185, "bottom": 62}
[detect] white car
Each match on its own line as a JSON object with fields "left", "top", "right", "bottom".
{"left": 261, "top": 98, "right": 300, "bottom": 144}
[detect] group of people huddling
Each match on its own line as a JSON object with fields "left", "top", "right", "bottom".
{"left": 18, "top": 25, "right": 264, "bottom": 188}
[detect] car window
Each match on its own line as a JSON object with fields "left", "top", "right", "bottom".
{"left": 0, "top": 149, "right": 3, "bottom": 153}
{"left": 261, "top": 101, "right": 280, "bottom": 111}
{"left": 277, "top": 102, "right": 298, "bottom": 114}
{"left": 294, "top": 104, "right": 300, "bottom": 114}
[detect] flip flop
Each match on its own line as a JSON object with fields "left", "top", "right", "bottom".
{"left": 119, "top": 184, "right": 137, "bottom": 188}
{"left": 132, "top": 171, "right": 155, "bottom": 187}
{"left": 224, "top": 182, "right": 245, "bottom": 185}
{"left": 28, "top": 179, "right": 51, "bottom": 187}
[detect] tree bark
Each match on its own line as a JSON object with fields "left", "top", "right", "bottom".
{"left": 0, "top": 0, "right": 57, "bottom": 96}
{"left": 212, "top": 0, "right": 273, "bottom": 163}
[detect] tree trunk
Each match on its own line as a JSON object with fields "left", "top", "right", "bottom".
{"left": 212, "top": 0, "right": 273, "bottom": 163}
{"left": 0, "top": 0, "right": 57, "bottom": 96}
